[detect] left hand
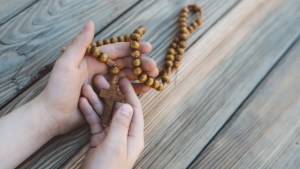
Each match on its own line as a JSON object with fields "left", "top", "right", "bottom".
{"left": 36, "top": 20, "right": 158, "bottom": 135}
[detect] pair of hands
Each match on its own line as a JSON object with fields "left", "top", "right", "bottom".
{"left": 36, "top": 20, "right": 157, "bottom": 168}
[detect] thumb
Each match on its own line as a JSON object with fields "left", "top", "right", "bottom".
{"left": 61, "top": 20, "right": 95, "bottom": 64}
{"left": 105, "top": 104, "right": 133, "bottom": 148}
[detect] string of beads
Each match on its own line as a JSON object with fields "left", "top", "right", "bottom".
{"left": 84, "top": 4, "right": 203, "bottom": 91}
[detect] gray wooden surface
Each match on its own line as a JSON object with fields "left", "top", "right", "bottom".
{"left": 0, "top": 0, "right": 299, "bottom": 168}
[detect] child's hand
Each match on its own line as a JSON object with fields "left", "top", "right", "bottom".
{"left": 37, "top": 20, "right": 158, "bottom": 135}
{"left": 79, "top": 76, "right": 144, "bottom": 169}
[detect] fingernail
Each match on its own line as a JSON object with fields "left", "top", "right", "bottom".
{"left": 120, "top": 104, "right": 133, "bottom": 117}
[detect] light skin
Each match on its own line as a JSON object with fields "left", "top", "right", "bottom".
{"left": 0, "top": 20, "right": 157, "bottom": 169}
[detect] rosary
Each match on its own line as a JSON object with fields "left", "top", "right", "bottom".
{"left": 66, "top": 5, "right": 203, "bottom": 126}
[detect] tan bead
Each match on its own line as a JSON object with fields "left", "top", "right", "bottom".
{"left": 180, "top": 12, "right": 188, "bottom": 18}
{"left": 98, "top": 53, "right": 108, "bottom": 62}
{"left": 133, "top": 67, "right": 142, "bottom": 75}
{"left": 111, "top": 37, "right": 118, "bottom": 43}
{"left": 118, "top": 36, "right": 125, "bottom": 42}
{"left": 174, "top": 61, "right": 180, "bottom": 68}
{"left": 125, "top": 34, "right": 131, "bottom": 42}
{"left": 131, "top": 33, "right": 141, "bottom": 41}
{"left": 182, "top": 6, "right": 189, "bottom": 13}
{"left": 92, "top": 47, "right": 101, "bottom": 57}
{"left": 132, "top": 59, "right": 141, "bottom": 67}
{"left": 138, "top": 26, "right": 146, "bottom": 34}
{"left": 146, "top": 77, "right": 154, "bottom": 87}
{"left": 196, "top": 18, "right": 203, "bottom": 25}
{"left": 152, "top": 80, "right": 160, "bottom": 89}
{"left": 162, "top": 76, "right": 170, "bottom": 83}
{"left": 179, "top": 22, "right": 188, "bottom": 28}
{"left": 192, "top": 22, "right": 199, "bottom": 29}
{"left": 165, "top": 60, "right": 173, "bottom": 68}
{"left": 179, "top": 33, "right": 188, "bottom": 40}
{"left": 96, "top": 40, "right": 104, "bottom": 46}
{"left": 110, "top": 66, "right": 120, "bottom": 74}
{"left": 192, "top": 4, "right": 201, "bottom": 12}
{"left": 166, "top": 54, "right": 175, "bottom": 61}
{"left": 168, "top": 48, "right": 176, "bottom": 55}
{"left": 130, "top": 41, "right": 140, "bottom": 49}
{"left": 157, "top": 83, "right": 165, "bottom": 91}
{"left": 177, "top": 48, "right": 185, "bottom": 55}
{"left": 134, "top": 28, "right": 144, "bottom": 35}
{"left": 188, "top": 26, "right": 194, "bottom": 33}
{"left": 91, "top": 42, "right": 97, "bottom": 47}
{"left": 180, "top": 27, "right": 190, "bottom": 34}
{"left": 170, "top": 42, "right": 177, "bottom": 49}
{"left": 104, "top": 39, "right": 110, "bottom": 45}
{"left": 179, "top": 41, "right": 187, "bottom": 48}
{"left": 86, "top": 45, "right": 92, "bottom": 55}
{"left": 175, "top": 54, "right": 183, "bottom": 61}
{"left": 174, "top": 37, "right": 179, "bottom": 42}
{"left": 106, "top": 59, "right": 117, "bottom": 67}
{"left": 90, "top": 46, "right": 96, "bottom": 56}
{"left": 179, "top": 17, "right": 187, "bottom": 23}
{"left": 131, "top": 50, "right": 141, "bottom": 59}
{"left": 138, "top": 73, "right": 148, "bottom": 83}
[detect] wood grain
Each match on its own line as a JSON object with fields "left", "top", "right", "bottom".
{"left": 189, "top": 39, "right": 300, "bottom": 169}
{"left": 0, "top": 0, "right": 138, "bottom": 108}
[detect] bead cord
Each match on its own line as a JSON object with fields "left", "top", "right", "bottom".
{"left": 63, "top": 4, "right": 203, "bottom": 91}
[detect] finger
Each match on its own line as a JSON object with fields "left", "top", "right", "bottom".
{"left": 79, "top": 97, "right": 103, "bottom": 134}
{"left": 82, "top": 84, "right": 104, "bottom": 115}
{"left": 132, "top": 83, "right": 151, "bottom": 94}
{"left": 99, "top": 42, "right": 152, "bottom": 60}
{"left": 105, "top": 104, "right": 133, "bottom": 149}
{"left": 93, "top": 75, "right": 110, "bottom": 92}
{"left": 62, "top": 20, "right": 95, "bottom": 64}
{"left": 115, "top": 56, "right": 159, "bottom": 77}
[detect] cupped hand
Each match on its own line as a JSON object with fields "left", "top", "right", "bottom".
{"left": 36, "top": 20, "right": 157, "bottom": 135}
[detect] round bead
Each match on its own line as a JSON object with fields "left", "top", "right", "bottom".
{"left": 146, "top": 77, "right": 154, "bottom": 87}
{"left": 179, "top": 22, "right": 188, "bottom": 28}
{"left": 182, "top": 6, "right": 189, "bottom": 13}
{"left": 118, "top": 36, "right": 125, "bottom": 42}
{"left": 180, "top": 12, "right": 188, "bottom": 18}
{"left": 196, "top": 18, "right": 203, "bottom": 25}
{"left": 138, "top": 26, "right": 146, "bottom": 34}
{"left": 157, "top": 83, "right": 165, "bottom": 91}
{"left": 91, "top": 42, "right": 97, "bottom": 47}
{"left": 130, "top": 41, "right": 140, "bottom": 49}
{"left": 179, "top": 17, "right": 187, "bottom": 23}
{"left": 188, "top": 26, "right": 194, "bottom": 33}
{"left": 192, "top": 4, "right": 201, "bottom": 12}
{"left": 179, "top": 41, "right": 187, "bottom": 48}
{"left": 152, "top": 80, "right": 160, "bottom": 89}
{"left": 165, "top": 60, "right": 173, "bottom": 68}
{"left": 170, "top": 42, "right": 177, "bottom": 49}
{"left": 131, "top": 50, "right": 141, "bottom": 59}
{"left": 98, "top": 53, "right": 108, "bottom": 62}
{"left": 131, "top": 33, "right": 141, "bottom": 41}
{"left": 132, "top": 59, "right": 141, "bottom": 67}
{"left": 96, "top": 40, "right": 104, "bottom": 46}
{"left": 106, "top": 58, "right": 117, "bottom": 67}
{"left": 192, "top": 22, "right": 199, "bottom": 29}
{"left": 180, "top": 27, "right": 190, "bottom": 34}
{"left": 179, "top": 33, "right": 188, "bottom": 40}
{"left": 104, "top": 39, "right": 111, "bottom": 45}
{"left": 134, "top": 28, "right": 144, "bottom": 35}
{"left": 160, "top": 69, "right": 168, "bottom": 77}
{"left": 111, "top": 37, "right": 118, "bottom": 43}
{"left": 138, "top": 73, "right": 148, "bottom": 83}
{"left": 110, "top": 66, "right": 120, "bottom": 74}
{"left": 175, "top": 54, "right": 183, "bottom": 61}
{"left": 162, "top": 76, "right": 170, "bottom": 83}
{"left": 90, "top": 46, "right": 96, "bottom": 56}
{"left": 125, "top": 34, "right": 131, "bottom": 42}
{"left": 174, "top": 61, "right": 180, "bottom": 68}
{"left": 166, "top": 54, "right": 175, "bottom": 61}
{"left": 86, "top": 45, "right": 92, "bottom": 55}
{"left": 92, "top": 47, "right": 101, "bottom": 57}
{"left": 133, "top": 67, "right": 142, "bottom": 75}
{"left": 177, "top": 48, "right": 185, "bottom": 55}
{"left": 167, "top": 48, "right": 176, "bottom": 55}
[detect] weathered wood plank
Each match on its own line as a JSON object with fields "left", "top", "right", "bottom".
{"left": 0, "top": 0, "right": 38, "bottom": 25}
{"left": 64, "top": 0, "right": 299, "bottom": 168}
{"left": 0, "top": 0, "right": 241, "bottom": 168}
{"left": 189, "top": 39, "right": 300, "bottom": 169}
{"left": 0, "top": 0, "right": 138, "bottom": 108}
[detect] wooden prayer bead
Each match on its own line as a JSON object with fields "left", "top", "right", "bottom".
{"left": 165, "top": 60, "right": 173, "bottom": 68}
{"left": 166, "top": 54, "right": 175, "bottom": 61}
{"left": 96, "top": 40, "right": 104, "bottom": 46}
{"left": 179, "top": 41, "right": 187, "bottom": 48}
{"left": 162, "top": 76, "right": 170, "bottom": 83}
{"left": 170, "top": 42, "right": 177, "bottom": 49}
{"left": 177, "top": 48, "right": 185, "bottom": 55}
{"left": 188, "top": 26, "right": 194, "bottom": 33}
{"left": 131, "top": 33, "right": 141, "bottom": 41}
{"left": 179, "top": 22, "right": 188, "bottom": 28}
{"left": 138, "top": 26, "right": 146, "bottom": 34}
{"left": 130, "top": 41, "right": 140, "bottom": 49}
{"left": 138, "top": 73, "right": 148, "bottom": 83}
{"left": 91, "top": 42, "right": 97, "bottom": 47}
{"left": 92, "top": 47, "right": 101, "bottom": 57}
{"left": 131, "top": 50, "right": 141, "bottom": 59}
{"left": 182, "top": 6, "right": 189, "bottom": 13}
{"left": 106, "top": 59, "right": 117, "bottom": 67}
{"left": 192, "top": 22, "right": 199, "bottom": 29}
{"left": 173, "top": 61, "right": 180, "bottom": 68}
{"left": 125, "top": 34, "right": 131, "bottom": 41}
{"left": 104, "top": 39, "right": 111, "bottom": 45}
{"left": 167, "top": 48, "right": 176, "bottom": 55}
{"left": 152, "top": 80, "right": 160, "bottom": 89}
{"left": 110, "top": 66, "right": 120, "bottom": 74}
{"left": 134, "top": 28, "right": 144, "bottom": 35}
{"left": 98, "top": 53, "right": 108, "bottom": 62}
{"left": 175, "top": 54, "right": 183, "bottom": 61}
{"left": 157, "top": 83, "right": 165, "bottom": 91}
{"left": 90, "top": 46, "right": 96, "bottom": 56}
{"left": 179, "top": 33, "right": 188, "bottom": 40}
{"left": 180, "top": 12, "right": 189, "bottom": 18}
{"left": 133, "top": 67, "right": 142, "bottom": 75}
{"left": 196, "top": 18, "right": 203, "bottom": 25}
{"left": 146, "top": 77, "right": 154, "bottom": 87}
{"left": 111, "top": 37, "right": 118, "bottom": 43}
{"left": 180, "top": 27, "right": 190, "bottom": 34}
{"left": 179, "top": 17, "right": 187, "bottom": 23}
{"left": 132, "top": 59, "right": 141, "bottom": 67}
{"left": 118, "top": 36, "right": 125, "bottom": 42}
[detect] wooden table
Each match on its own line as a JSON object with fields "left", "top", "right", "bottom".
{"left": 1, "top": 0, "right": 299, "bottom": 168}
